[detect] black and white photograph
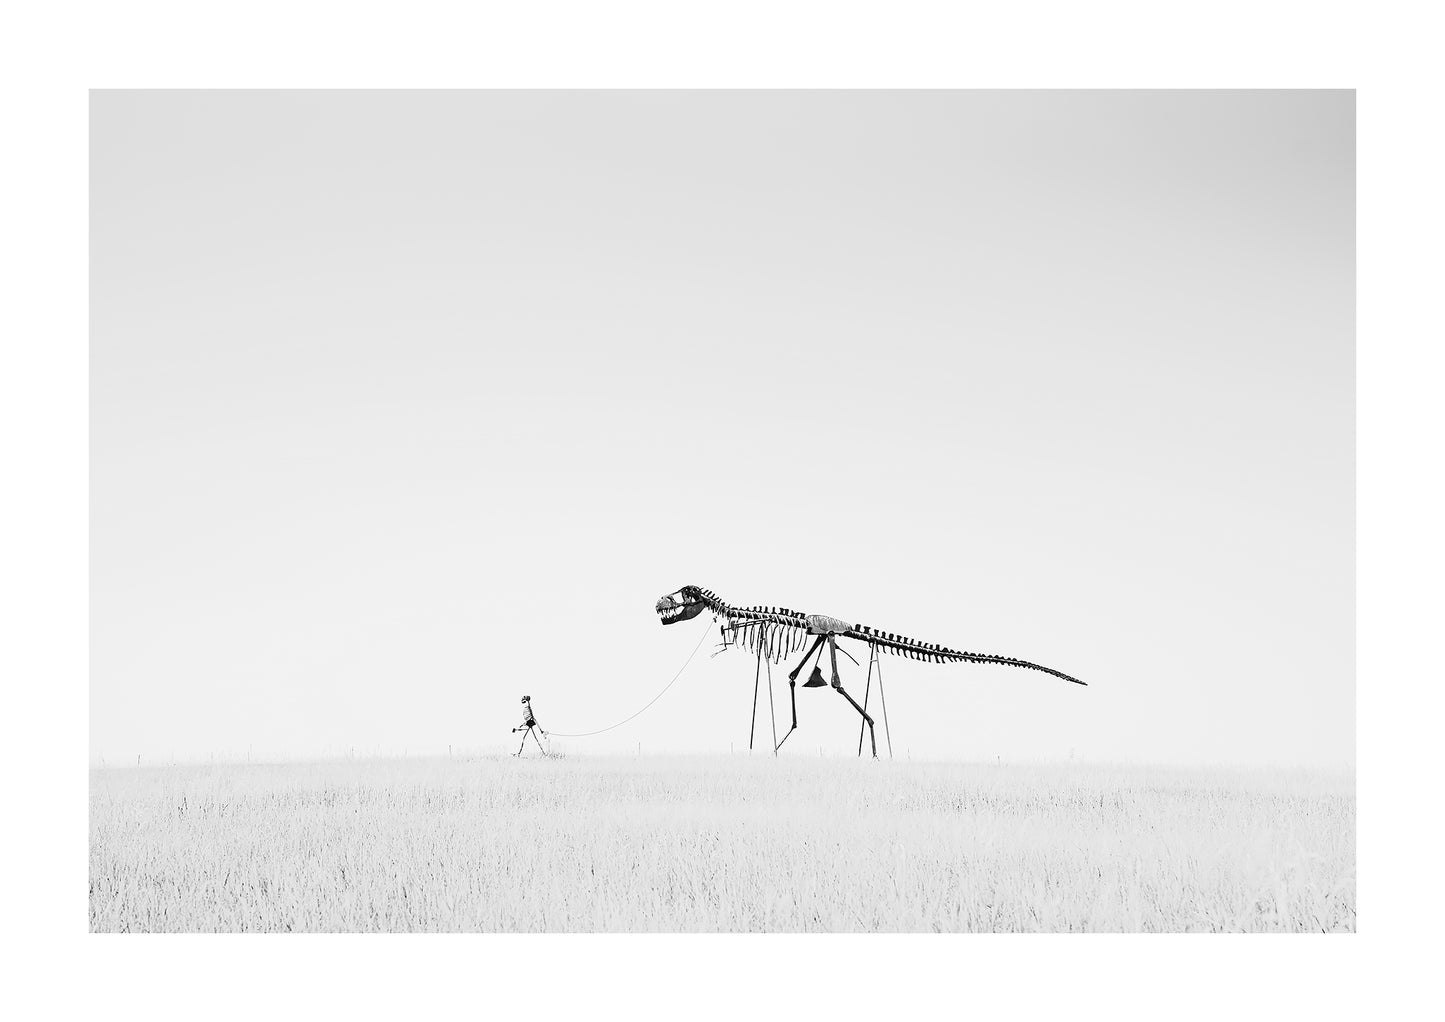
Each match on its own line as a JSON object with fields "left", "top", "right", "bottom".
{"left": 14, "top": 1, "right": 1445, "bottom": 1017}
{"left": 87, "top": 88, "right": 1356, "bottom": 934}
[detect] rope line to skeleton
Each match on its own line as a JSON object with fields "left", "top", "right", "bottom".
{"left": 543, "top": 624, "right": 712, "bottom": 738}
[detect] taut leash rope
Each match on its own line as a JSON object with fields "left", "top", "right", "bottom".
{"left": 544, "top": 624, "right": 711, "bottom": 738}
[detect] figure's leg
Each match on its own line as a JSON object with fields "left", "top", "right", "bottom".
{"left": 829, "top": 637, "right": 877, "bottom": 758}
{"left": 516, "top": 730, "right": 529, "bottom": 756}
{"left": 776, "top": 635, "right": 825, "bottom": 753}
{"left": 528, "top": 726, "right": 547, "bottom": 755}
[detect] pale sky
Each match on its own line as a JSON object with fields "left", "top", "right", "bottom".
{"left": 91, "top": 90, "right": 1353, "bottom": 767}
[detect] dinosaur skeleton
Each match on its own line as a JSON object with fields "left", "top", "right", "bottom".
{"left": 654, "top": 585, "right": 1084, "bottom": 758}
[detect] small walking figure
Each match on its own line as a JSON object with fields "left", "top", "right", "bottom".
{"left": 512, "top": 695, "right": 548, "bottom": 756}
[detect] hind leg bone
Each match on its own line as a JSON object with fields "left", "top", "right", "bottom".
{"left": 828, "top": 636, "right": 877, "bottom": 759}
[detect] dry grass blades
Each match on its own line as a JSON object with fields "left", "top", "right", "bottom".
{"left": 90, "top": 755, "right": 1355, "bottom": 932}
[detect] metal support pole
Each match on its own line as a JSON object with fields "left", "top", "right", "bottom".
{"left": 858, "top": 644, "right": 875, "bottom": 757}
{"left": 830, "top": 636, "right": 876, "bottom": 758}
{"left": 876, "top": 648, "right": 893, "bottom": 759}
{"left": 767, "top": 656, "right": 777, "bottom": 755}
{"left": 750, "top": 650, "right": 762, "bottom": 751}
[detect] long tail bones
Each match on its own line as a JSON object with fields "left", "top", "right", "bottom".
{"left": 654, "top": 585, "right": 1085, "bottom": 758}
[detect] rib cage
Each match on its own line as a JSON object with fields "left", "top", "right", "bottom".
{"left": 691, "top": 587, "right": 1085, "bottom": 685}
{"left": 720, "top": 607, "right": 812, "bottom": 664}
{"left": 688, "top": 589, "right": 809, "bottom": 663}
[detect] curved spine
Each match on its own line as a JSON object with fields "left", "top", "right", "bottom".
{"left": 691, "top": 588, "right": 1084, "bottom": 685}
{"left": 844, "top": 624, "right": 1085, "bottom": 685}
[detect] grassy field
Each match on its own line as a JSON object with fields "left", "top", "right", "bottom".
{"left": 89, "top": 755, "right": 1355, "bottom": 932}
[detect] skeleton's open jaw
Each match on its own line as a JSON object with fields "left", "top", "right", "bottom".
{"left": 655, "top": 598, "right": 704, "bottom": 625}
